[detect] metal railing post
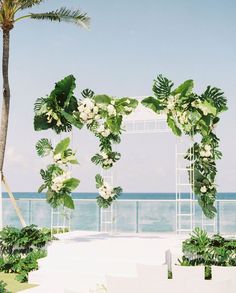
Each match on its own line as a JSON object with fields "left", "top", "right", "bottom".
{"left": 136, "top": 201, "right": 139, "bottom": 233}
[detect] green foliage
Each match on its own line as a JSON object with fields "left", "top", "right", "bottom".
{"left": 30, "top": 7, "right": 90, "bottom": 28}
{"left": 54, "top": 138, "right": 70, "bottom": 155}
{"left": 142, "top": 75, "right": 228, "bottom": 218}
{"left": 96, "top": 174, "right": 122, "bottom": 208}
{"left": 34, "top": 76, "right": 138, "bottom": 209}
{"left": 34, "top": 75, "right": 79, "bottom": 134}
{"left": 0, "top": 280, "right": 10, "bottom": 293}
{"left": 36, "top": 137, "right": 79, "bottom": 209}
{"left": 180, "top": 228, "right": 236, "bottom": 270}
{"left": 0, "top": 226, "right": 51, "bottom": 283}
{"left": 0, "top": 225, "right": 52, "bottom": 255}
{"left": 36, "top": 138, "right": 53, "bottom": 157}
{"left": 152, "top": 75, "right": 174, "bottom": 99}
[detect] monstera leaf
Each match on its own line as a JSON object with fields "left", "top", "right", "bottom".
{"left": 50, "top": 75, "right": 76, "bottom": 108}
{"left": 141, "top": 96, "right": 165, "bottom": 113}
{"left": 172, "top": 79, "right": 194, "bottom": 97}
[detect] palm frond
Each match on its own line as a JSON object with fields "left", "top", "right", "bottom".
{"left": 18, "top": 0, "right": 44, "bottom": 10}
{"left": 29, "top": 7, "right": 90, "bottom": 28}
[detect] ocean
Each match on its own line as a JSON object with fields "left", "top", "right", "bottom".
{"left": 2, "top": 192, "right": 236, "bottom": 200}
{"left": 1, "top": 192, "right": 236, "bottom": 234}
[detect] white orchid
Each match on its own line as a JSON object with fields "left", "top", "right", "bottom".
{"left": 200, "top": 186, "right": 207, "bottom": 193}
{"left": 107, "top": 104, "right": 116, "bottom": 116}
{"left": 167, "top": 96, "right": 176, "bottom": 110}
{"left": 53, "top": 153, "right": 62, "bottom": 163}
{"left": 101, "top": 152, "right": 108, "bottom": 159}
{"left": 99, "top": 181, "right": 114, "bottom": 199}
{"left": 204, "top": 145, "right": 211, "bottom": 152}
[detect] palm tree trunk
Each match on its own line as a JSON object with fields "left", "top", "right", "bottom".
{"left": 0, "top": 29, "right": 10, "bottom": 177}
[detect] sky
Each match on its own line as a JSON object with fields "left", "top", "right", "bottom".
{"left": 1, "top": 0, "right": 236, "bottom": 192}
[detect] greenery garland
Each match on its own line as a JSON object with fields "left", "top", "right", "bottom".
{"left": 34, "top": 75, "right": 138, "bottom": 209}
{"left": 35, "top": 137, "right": 79, "bottom": 209}
{"left": 142, "top": 75, "right": 227, "bottom": 218}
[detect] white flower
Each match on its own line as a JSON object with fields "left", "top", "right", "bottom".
{"left": 124, "top": 106, "right": 132, "bottom": 113}
{"left": 200, "top": 150, "right": 206, "bottom": 157}
{"left": 111, "top": 100, "right": 115, "bottom": 105}
{"left": 126, "top": 99, "right": 130, "bottom": 104}
{"left": 204, "top": 145, "right": 211, "bottom": 152}
{"left": 87, "top": 112, "right": 95, "bottom": 119}
{"left": 78, "top": 105, "right": 85, "bottom": 112}
{"left": 101, "top": 152, "right": 108, "bottom": 159}
{"left": 200, "top": 186, "right": 207, "bottom": 193}
{"left": 83, "top": 98, "right": 94, "bottom": 110}
{"left": 54, "top": 153, "right": 61, "bottom": 161}
{"left": 80, "top": 112, "right": 88, "bottom": 121}
{"left": 102, "top": 129, "right": 110, "bottom": 137}
{"left": 93, "top": 106, "right": 99, "bottom": 114}
{"left": 107, "top": 104, "right": 116, "bottom": 116}
{"left": 205, "top": 151, "right": 212, "bottom": 158}
{"left": 84, "top": 107, "right": 91, "bottom": 114}
{"left": 203, "top": 158, "right": 208, "bottom": 162}
{"left": 51, "top": 182, "right": 63, "bottom": 192}
{"left": 167, "top": 96, "right": 175, "bottom": 110}
{"left": 97, "top": 125, "right": 105, "bottom": 133}
{"left": 94, "top": 114, "right": 101, "bottom": 121}
{"left": 179, "top": 113, "right": 187, "bottom": 125}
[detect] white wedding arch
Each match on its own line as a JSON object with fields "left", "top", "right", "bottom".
{"left": 100, "top": 100, "right": 217, "bottom": 234}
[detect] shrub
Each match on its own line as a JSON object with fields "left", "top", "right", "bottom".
{"left": 0, "top": 280, "right": 10, "bottom": 293}
{"left": 0, "top": 225, "right": 52, "bottom": 282}
{"left": 179, "top": 228, "right": 236, "bottom": 278}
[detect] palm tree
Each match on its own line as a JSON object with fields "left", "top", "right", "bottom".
{"left": 0, "top": 0, "right": 90, "bottom": 177}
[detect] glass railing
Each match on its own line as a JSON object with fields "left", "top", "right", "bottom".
{"left": 2, "top": 199, "right": 236, "bottom": 235}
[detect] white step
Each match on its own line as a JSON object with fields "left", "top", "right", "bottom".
{"left": 28, "top": 271, "right": 107, "bottom": 291}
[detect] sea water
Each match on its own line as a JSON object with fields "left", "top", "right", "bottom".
{"left": 2, "top": 192, "right": 236, "bottom": 234}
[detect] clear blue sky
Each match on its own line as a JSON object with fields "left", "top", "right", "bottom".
{"left": 1, "top": 0, "right": 236, "bottom": 192}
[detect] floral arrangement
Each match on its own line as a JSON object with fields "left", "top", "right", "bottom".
{"left": 95, "top": 174, "right": 122, "bottom": 208}
{"left": 142, "top": 75, "right": 227, "bottom": 218}
{"left": 34, "top": 75, "right": 138, "bottom": 209}
{"left": 36, "top": 137, "right": 79, "bottom": 209}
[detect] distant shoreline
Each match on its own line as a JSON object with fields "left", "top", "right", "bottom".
{"left": 2, "top": 192, "right": 236, "bottom": 200}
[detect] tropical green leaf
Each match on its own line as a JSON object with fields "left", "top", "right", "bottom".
{"left": 153, "top": 75, "right": 174, "bottom": 99}
{"left": 94, "top": 95, "right": 111, "bottom": 105}
{"left": 141, "top": 96, "right": 165, "bottom": 113}
{"left": 95, "top": 174, "right": 103, "bottom": 188}
{"left": 36, "top": 138, "right": 53, "bottom": 157}
{"left": 61, "top": 111, "right": 84, "bottom": 129}
{"left": 38, "top": 184, "right": 47, "bottom": 193}
{"left": 172, "top": 80, "right": 194, "bottom": 96}
{"left": 167, "top": 115, "right": 182, "bottom": 136}
{"left": 34, "top": 97, "right": 48, "bottom": 114}
{"left": 50, "top": 75, "right": 76, "bottom": 108}
{"left": 201, "top": 86, "right": 227, "bottom": 113}
{"left": 34, "top": 115, "right": 51, "bottom": 131}
{"left": 63, "top": 178, "right": 80, "bottom": 190}
{"left": 106, "top": 116, "right": 122, "bottom": 133}
{"left": 63, "top": 195, "right": 75, "bottom": 209}
{"left": 54, "top": 138, "right": 70, "bottom": 155}
{"left": 81, "top": 89, "right": 95, "bottom": 99}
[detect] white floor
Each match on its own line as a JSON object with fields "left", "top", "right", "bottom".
{"left": 22, "top": 231, "right": 185, "bottom": 293}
